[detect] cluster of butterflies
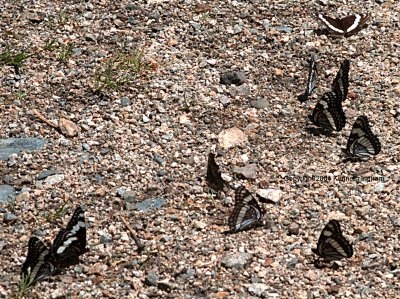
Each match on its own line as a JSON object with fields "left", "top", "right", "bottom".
{"left": 206, "top": 153, "right": 353, "bottom": 265}
{"left": 21, "top": 206, "right": 87, "bottom": 285}
{"left": 298, "top": 56, "right": 381, "bottom": 162}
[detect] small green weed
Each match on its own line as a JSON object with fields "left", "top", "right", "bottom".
{"left": 57, "top": 42, "right": 74, "bottom": 64}
{"left": 17, "top": 270, "right": 35, "bottom": 299}
{"left": 0, "top": 46, "right": 32, "bottom": 74}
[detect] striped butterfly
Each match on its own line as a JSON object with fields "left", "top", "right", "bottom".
{"left": 21, "top": 206, "right": 87, "bottom": 284}
{"left": 331, "top": 59, "right": 350, "bottom": 102}
{"left": 310, "top": 91, "right": 346, "bottom": 133}
{"left": 206, "top": 153, "right": 225, "bottom": 194}
{"left": 312, "top": 220, "right": 353, "bottom": 262}
{"left": 344, "top": 116, "right": 381, "bottom": 160}
{"left": 224, "top": 187, "right": 263, "bottom": 234}
{"left": 21, "top": 237, "right": 57, "bottom": 284}
{"left": 317, "top": 13, "right": 370, "bottom": 38}
{"left": 298, "top": 57, "right": 318, "bottom": 103}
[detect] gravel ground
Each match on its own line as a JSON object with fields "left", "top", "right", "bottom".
{"left": 0, "top": 0, "right": 399, "bottom": 298}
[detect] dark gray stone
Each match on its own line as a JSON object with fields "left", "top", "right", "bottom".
{"left": 36, "top": 169, "right": 57, "bottom": 180}
{"left": 0, "top": 138, "right": 45, "bottom": 160}
{"left": 100, "top": 234, "right": 112, "bottom": 244}
{"left": 153, "top": 154, "right": 165, "bottom": 166}
{"left": 0, "top": 185, "right": 16, "bottom": 204}
{"left": 220, "top": 71, "right": 246, "bottom": 85}
{"left": 123, "top": 191, "right": 135, "bottom": 203}
{"left": 134, "top": 197, "right": 166, "bottom": 212}
{"left": 145, "top": 271, "right": 159, "bottom": 286}
{"left": 3, "top": 212, "right": 17, "bottom": 224}
{"left": 120, "top": 97, "right": 131, "bottom": 107}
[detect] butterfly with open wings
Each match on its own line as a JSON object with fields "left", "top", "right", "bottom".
{"left": 317, "top": 13, "right": 370, "bottom": 38}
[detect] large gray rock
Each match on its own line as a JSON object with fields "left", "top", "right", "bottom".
{"left": 222, "top": 252, "right": 252, "bottom": 270}
{"left": 0, "top": 185, "right": 16, "bottom": 204}
{"left": 0, "top": 138, "right": 45, "bottom": 160}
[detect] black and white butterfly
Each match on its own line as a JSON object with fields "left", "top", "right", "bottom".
{"left": 343, "top": 116, "right": 381, "bottom": 160}
{"left": 224, "top": 186, "right": 263, "bottom": 234}
{"left": 298, "top": 57, "right": 318, "bottom": 103}
{"left": 21, "top": 206, "right": 87, "bottom": 284}
{"left": 21, "top": 237, "right": 57, "bottom": 284}
{"left": 52, "top": 206, "right": 87, "bottom": 269}
{"left": 310, "top": 91, "right": 346, "bottom": 133}
{"left": 317, "top": 13, "right": 370, "bottom": 37}
{"left": 312, "top": 220, "right": 353, "bottom": 262}
{"left": 206, "top": 153, "right": 225, "bottom": 194}
{"left": 331, "top": 59, "right": 350, "bottom": 102}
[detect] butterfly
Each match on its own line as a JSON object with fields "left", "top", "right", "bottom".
{"left": 206, "top": 153, "right": 226, "bottom": 194}
{"left": 310, "top": 91, "right": 346, "bottom": 133}
{"left": 298, "top": 57, "right": 318, "bottom": 103}
{"left": 331, "top": 59, "right": 350, "bottom": 102}
{"left": 224, "top": 186, "right": 263, "bottom": 234}
{"left": 312, "top": 220, "right": 353, "bottom": 262}
{"left": 21, "top": 237, "right": 57, "bottom": 284}
{"left": 343, "top": 116, "right": 381, "bottom": 160}
{"left": 317, "top": 13, "right": 370, "bottom": 37}
{"left": 52, "top": 206, "right": 87, "bottom": 269}
{"left": 21, "top": 206, "right": 87, "bottom": 284}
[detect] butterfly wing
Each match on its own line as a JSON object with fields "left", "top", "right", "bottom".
{"left": 346, "top": 116, "right": 381, "bottom": 158}
{"left": 340, "top": 14, "right": 369, "bottom": 37}
{"left": 298, "top": 57, "right": 318, "bottom": 103}
{"left": 311, "top": 92, "right": 346, "bottom": 132}
{"left": 52, "top": 206, "right": 87, "bottom": 269}
{"left": 318, "top": 14, "right": 345, "bottom": 34}
{"left": 313, "top": 220, "right": 353, "bottom": 261}
{"left": 318, "top": 13, "right": 369, "bottom": 37}
{"left": 21, "top": 237, "right": 56, "bottom": 284}
{"left": 332, "top": 59, "right": 350, "bottom": 102}
{"left": 224, "top": 187, "right": 263, "bottom": 234}
{"left": 206, "top": 153, "right": 225, "bottom": 193}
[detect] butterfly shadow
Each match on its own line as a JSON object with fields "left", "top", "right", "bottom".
{"left": 312, "top": 258, "right": 340, "bottom": 270}
{"left": 305, "top": 126, "right": 334, "bottom": 137}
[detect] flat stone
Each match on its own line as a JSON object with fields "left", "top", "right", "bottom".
{"left": 246, "top": 283, "right": 269, "bottom": 297}
{"left": 134, "top": 197, "right": 166, "bottom": 212}
{"left": 257, "top": 189, "right": 282, "bottom": 204}
{"left": 0, "top": 185, "right": 16, "bottom": 204}
{"left": 59, "top": 118, "right": 79, "bottom": 137}
{"left": 288, "top": 222, "right": 300, "bottom": 235}
{"left": 0, "top": 138, "right": 45, "bottom": 160}
{"left": 232, "top": 164, "right": 258, "bottom": 179}
{"left": 218, "top": 128, "right": 247, "bottom": 149}
{"left": 250, "top": 98, "right": 269, "bottom": 109}
{"left": 36, "top": 169, "right": 58, "bottom": 180}
{"left": 221, "top": 252, "right": 252, "bottom": 270}
{"left": 44, "top": 174, "right": 65, "bottom": 186}
{"left": 144, "top": 271, "right": 159, "bottom": 286}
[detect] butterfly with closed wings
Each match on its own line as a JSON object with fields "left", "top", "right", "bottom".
{"left": 343, "top": 116, "right": 381, "bottom": 161}
{"left": 298, "top": 57, "right": 318, "bottom": 103}
{"left": 21, "top": 206, "right": 87, "bottom": 285}
{"left": 310, "top": 91, "right": 346, "bottom": 133}
{"left": 223, "top": 186, "right": 263, "bottom": 234}
{"left": 317, "top": 13, "right": 370, "bottom": 37}
{"left": 206, "top": 153, "right": 226, "bottom": 194}
{"left": 312, "top": 220, "right": 353, "bottom": 264}
{"left": 331, "top": 59, "right": 350, "bottom": 102}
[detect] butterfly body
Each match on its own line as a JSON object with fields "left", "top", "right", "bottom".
{"left": 313, "top": 220, "right": 353, "bottom": 262}
{"left": 317, "top": 13, "right": 369, "bottom": 37}
{"left": 224, "top": 187, "right": 263, "bottom": 234}
{"left": 311, "top": 91, "right": 346, "bottom": 133}
{"left": 21, "top": 206, "right": 87, "bottom": 284}
{"left": 344, "top": 116, "right": 381, "bottom": 160}
{"left": 298, "top": 57, "right": 318, "bottom": 103}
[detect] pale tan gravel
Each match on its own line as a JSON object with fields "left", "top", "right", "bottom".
{"left": 0, "top": 0, "right": 400, "bottom": 298}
